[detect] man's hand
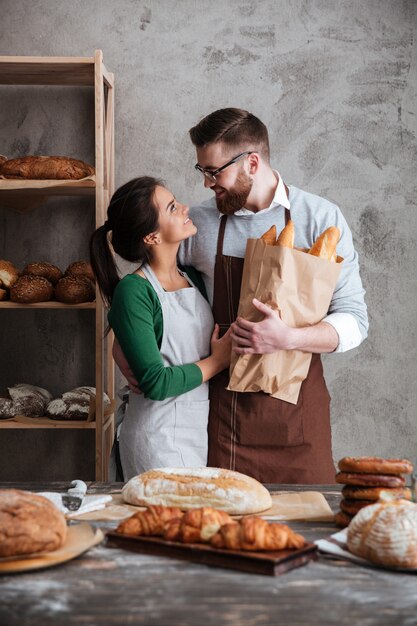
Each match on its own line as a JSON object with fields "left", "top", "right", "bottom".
{"left": 112, "top": 340, "right": 142, "bottom": 394}
{"left": 230, "top": 298, "right": 339, "bottom": 355}
{"left": 230, "top": 298, "right": 295, "bottom": 354}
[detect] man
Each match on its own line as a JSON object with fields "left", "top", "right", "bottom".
{"left": 178, "top": 107, "right": 368, "bottom": 483}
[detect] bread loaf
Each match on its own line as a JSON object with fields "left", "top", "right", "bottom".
{"left": 65, "top": 261, "right": 95, "bottom": 283}
{"left": 0, "top": 155, "right": 95, "bottom": 180}
{"left": 10, "top": 275, "right": 53, "bottom": 303}
{"left": 0, "top": 260, "right": 19, "bottom": 289}
{"left": 46, "top": 387, "right": 111, "bottom": 420}
{"left": 8, "top": 383, "right": 52, "bottom": 417}
{"left": 308, "top": 226, "right": 340, "bottom": 260}
{"left": 122, "top": 467, "right": 273, "bottom": 515}
{"left": 275, "top": 220, "right": 294, "bottom": 248}
{"left": 0, "top": 489, "right": 67, "bottom": 557}
{"left": 0, "top": 288, "right": 7, "bottom": 301}
{"left": 22, "top": 262, "right": 63, "bottom": 286}
{"left": 54, "top": 275, "right": 95, "bottom": 304}
{"left": 260, "top": 225, "right": 277, "bottom": 245}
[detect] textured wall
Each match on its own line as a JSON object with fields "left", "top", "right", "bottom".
{"left": 1, "top": 0, "right": 416, "bottom": 470}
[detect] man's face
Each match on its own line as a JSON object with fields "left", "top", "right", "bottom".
{"left": 195, "top": 143, "right": 253, "bottom": 215}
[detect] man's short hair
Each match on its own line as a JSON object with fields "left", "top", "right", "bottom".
{"left": 189, "top": 107, "right": 270, "bottom": 162}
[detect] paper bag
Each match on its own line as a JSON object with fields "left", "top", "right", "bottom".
{"left": 227, "top": 239, "right": 342, "bottom": 404}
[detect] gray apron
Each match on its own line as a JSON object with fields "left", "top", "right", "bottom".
{"left": 119, "top": 263, "right": 214, "bottom": 480}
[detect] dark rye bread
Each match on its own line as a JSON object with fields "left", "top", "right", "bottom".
{"left": 0, "top": 489, "right": 67, "bottom": 557}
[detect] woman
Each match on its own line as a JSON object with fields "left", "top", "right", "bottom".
{"left": 90, "top": 177, "right": 231, "bottom": 480}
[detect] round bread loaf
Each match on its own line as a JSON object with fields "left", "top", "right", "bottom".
{"left": 46, "top": 397, "right": 90, "bottom": 420}
{"left": 8, "top": 384, "right": 52, "bottom": 417}
{"left": 0, "top": 259, "right": 19, "bottom": 288}
{"left": 0, "top": 397, "right": 18, "bottom": 418}
{"left": 65, "top": 261, "right": 95, "bottom": 282}
{"left": 347, "top": 500, "right": 417, "bottom": 568}
{"left": 335, "top": 471, "right": 405, "bottom": 488}
{"left": 338, "top": 456, "right": 413, "bottom": 476}
{"left": 122, "top": 467, "right": 273, "bottom": 515}
{"left": 22, "top": 262, "right": 63, "bottom": 286}
{"left": 55, "top": 275, "right": 95, "bottom": 304}
{"left": 10, "top": 274, "right": 53, "bottom": 303}
{"left": 341, "top": 486, "right": 412, "bottom": 502}
{"left": 0, "top": 489, "right": 67, "bottom": 557}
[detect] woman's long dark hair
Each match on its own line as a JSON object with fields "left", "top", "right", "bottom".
{"left": 90, "top": 176, "right": 162, "bottom": 308}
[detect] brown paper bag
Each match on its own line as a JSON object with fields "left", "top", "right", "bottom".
{"left": 227, "top": 239, "right": 343, "bottom": 404}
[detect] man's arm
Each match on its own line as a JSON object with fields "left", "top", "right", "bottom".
{"left": 231, "top": 298, "right": 339, "bottom": 354}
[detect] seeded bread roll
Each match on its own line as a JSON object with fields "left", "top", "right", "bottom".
{"left": 122, "top": 467, "right": 273, "bottom": 515}
{"left": 65, "top": 261, "right": 95, "bottom": 283}
{"left": 54, "top": 275, "right": 95, "bottom": 304}
{"left": 10, "top": 275, "right": 53, "bottom": 303}
{"left": 22, "top": 262, "right": 63, "bottom": 286}
{"left": 0, "top": 489, "right": 67, "bottom": 557}
{"left": 0, "top": 260, "right": 19, "bottom": 289}
{"left": 0, "top": 155, "right": 95, "bottom": 179}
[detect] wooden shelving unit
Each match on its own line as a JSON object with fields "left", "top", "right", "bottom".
{"left": 0, "top": 50, "right": 115, "bottom": 479}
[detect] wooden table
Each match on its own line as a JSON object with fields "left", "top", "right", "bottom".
{"left": 0, "top": 482, "right": 415, "bottom": 626}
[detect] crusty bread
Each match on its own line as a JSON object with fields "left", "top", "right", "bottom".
{"left": 275, "top": 220, "right": 294, "bottom": 248}
{"left": 0, "top": 155, "right": 95, "bottom": 180}
{"left": 22, "top": 262, "right": 63, "bottom": 286}
{"left": 122, "top": 467, "right": 273, "bottom": 515}
{"left": 260, "top": 225, "right": 277, "bottom": 246}
{"left": 65, "top": 260, "right": 95, "bottom": 283}
{"left": 0, "top": 489, "right": 67, "bottom": 557}
{"left": 0, "top": 259, "right": 19, "bottom": 289}
{"left": 10, "top": 274, "right": 53, "bottom": 303}
{"left": 54, "top": 275, "right": 95, "bottom": 304}
{"left": 0, "top": 288, "right": 7, "bottom": 301}
{"left": 308, "top": 226, "right": 340, "bottom": 260}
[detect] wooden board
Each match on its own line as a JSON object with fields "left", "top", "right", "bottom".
{"left": 106, "top": 531, "right": 317, "bottom": 576}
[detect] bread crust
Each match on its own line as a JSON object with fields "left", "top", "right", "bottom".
{"left": 335, "top": 471, "right": 406, "bottom": 488}
{"left": 65, "top": 261, "right": 95, "bottom": 282}
{"left": 308, "top": 226, "right": 340, "bottom": 260}
{"left": 0, "top": 155, "right": 95, "bottom": 180}
{"left": 260, "top": 225, "right": 277, "bottom": 245}
{"left": 0, "top": 259, "right": 19, "bottom": 288}
{"left": 54, "top": 275, "right": 95, "bottom": 304}
{"left": 0, "top": 489, "right": 67, "bottom": 557}
{"left": 341, "top": 486, "right": 412, "bottom": 501}
{"left": 10, "top": 274, "right": 53, "bottom": 303}
{"left": 338, "top": 456, "right": 413, "bottom": 476}
{"left": 275, "top": 220, "right": 294, "bottom": 248}
{"left": 340, "top": 498, "right": 374, "bottom": 516}
{"left": 22, "top": 262, "right": 63, "bottom": 286}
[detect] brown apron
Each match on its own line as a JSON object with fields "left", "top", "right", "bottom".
{"left": 207, "top": 208, "right": 336, "bottom": 484}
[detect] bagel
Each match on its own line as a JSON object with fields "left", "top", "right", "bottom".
{"left": 335, "top": 472, "right": 406, "bottom": 488}
{"left": 341, "top": 486, "right": 412, "bottom": 502}
{"left": 338, "top": 456, "right": 413, "bottom": 476}
{"left": 334, "top": 510, "right": 353, "bottom": 528}
{"left": 340, "top": 499, "right": 374, "bottom": 516}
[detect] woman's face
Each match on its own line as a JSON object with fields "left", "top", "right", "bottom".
{"left": 153, "top": 185, "right": 197, "bottom": 244}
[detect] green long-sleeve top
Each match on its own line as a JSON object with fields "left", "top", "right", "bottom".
{"left": 108, "top": 269, "right": 206, "bottom": 401}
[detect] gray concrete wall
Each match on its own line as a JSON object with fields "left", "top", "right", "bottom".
{"left": 1, "top": 0, "right": 416, "bottom": 472}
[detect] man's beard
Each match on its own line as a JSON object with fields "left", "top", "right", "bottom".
{"left": 215, "top": 170, "right": 253, "bottom": 215}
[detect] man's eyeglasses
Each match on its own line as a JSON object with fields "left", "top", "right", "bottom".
{"left": 194, "top": 151, "right": 254, "bottom": 183}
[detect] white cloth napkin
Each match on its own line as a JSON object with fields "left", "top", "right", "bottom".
{"left": 38, "top": 492, "right": 112, "bottom": 516}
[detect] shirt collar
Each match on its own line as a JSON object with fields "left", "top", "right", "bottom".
{"left": 218, "top": 170, "right": 290, "bottom": 218}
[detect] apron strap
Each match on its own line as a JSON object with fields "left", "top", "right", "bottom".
{"left": 217, "top": 215, "right": 228, "bottom": 256}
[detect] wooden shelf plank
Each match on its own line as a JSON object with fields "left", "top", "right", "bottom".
{"left": 0, "top": 416, "right": 96, "bottom": 429}
{"left": 0, "top": 301, "right": 96, "bottom": 309}
{"left": 0, "top": 180, "right": 96, "bottom": 209}
{"left": 0, "top": 57, "right": 95, "bottom": 86}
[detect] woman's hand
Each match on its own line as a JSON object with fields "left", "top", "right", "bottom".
{"left": 210, "top": 324, "right": 232, "bottom": 370}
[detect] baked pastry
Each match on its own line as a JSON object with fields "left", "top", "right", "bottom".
{"left": 0, "top": 155, "right": 95, "bottom": 180}
{"left": 338, "top": 456, "right": 413, "bottom": 476}
{"left": 0, "top": 288, "right": 7, "bottom": 301}
{"left": 335, "top": 471, "right": 405, "bottom": 488}
{"left": 54, "top": 275, "right": 95, "bottom": 304}
{"left": 260, "top": 225, "right": 277, "bottom": 245}
{"left": 163, "top": 507, "right": 234, "bottom": 543}
{"left": 122, "top": 468, "right": 273, "bottom": 515}
{"left": 0, "top": 260, "right": 19, "bottom": 288}
{"left": 341, "top": 486, "right": 412, "bottom": 502}
{"left": 65, "top": 261, "right": 95, "bottom": 283}
{"left": 7, "top": 383, "right": 52, "bottom": 417}
{"left": 347, "top": 500, "right": 417, "bottom": 568}
{"left": 46, "top": 387, "right": 111, "bottom": 420}
{"left": 210, "top": 516, "right": 306, "bottom": 551}
{"left": 10, "top": 274, "right": 53, "bottom": 303}
{"left": 0, "top": 489, "right": 67, "bottom": 557}
{"left": 334, "top": 510, "right": 353, "bottom": 528}
{"left": 340, "top": 498, "right": 374, "bottom": 516}
{"left": 276, "top": 220, "right": 294, "bottom": 248}
{"left": 308, "top": 226, "right": 340, "bottom": 260}
{"left": 22, "top": 262, "right": 63, "bottom": 286}
{"left": 116, "top": 505, "right": 183, "bottom": 537}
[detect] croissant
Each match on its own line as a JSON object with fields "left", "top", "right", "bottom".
{"left": 116, "top": 505, "right": 183, "bottom": 537}
{"left": 260, "top": 225, "right": 277, "bottom": 245}
{"left": 308, "top": 226, "right": 340, "bottom": 261}
{"left": 210, "top": 516, "right": 306, "bottom": 551}
{"left": 163, "top": 507, "right": 234, "bottom": 543}
{"left": 275, "top": 220, "right": 294, "bottom": 248}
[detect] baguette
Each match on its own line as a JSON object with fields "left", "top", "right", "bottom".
{"left": 308, "top": 226, "right": 340, "bottom": 261}
{"left": 260, "top": 225, "right": 277, "bottom": 245}
{"left": 275, "top": 220, "right": 294, "bottom": 248}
